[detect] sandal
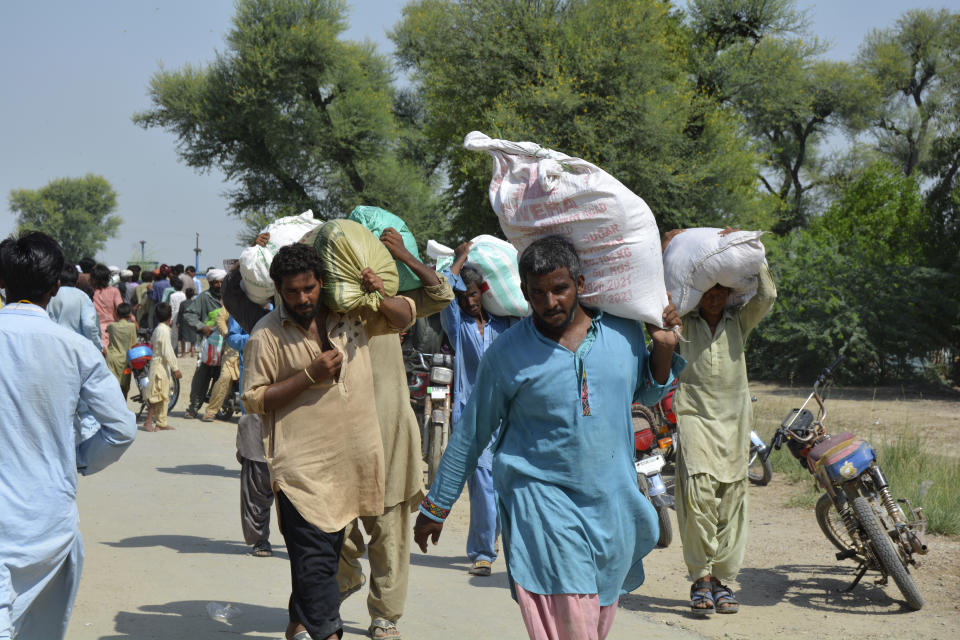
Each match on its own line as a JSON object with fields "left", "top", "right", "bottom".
{"left": 712, "top": 582, "right": 739, "bottom": 614}
{"left": 251, "top": 539, "right": 272, "bottom": 557}
{"left": 368, "top": 617, "right": 401, "bottom": 640}
{"left": 690, "top": 579, "right": 715, "bottom": 615}
{"left": 469, "top": 560, "right": 492, "bottom": 576}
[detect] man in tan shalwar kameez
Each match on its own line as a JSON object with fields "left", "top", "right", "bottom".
{"left": 242, "top": 243, "right": 415, "bottom": 640}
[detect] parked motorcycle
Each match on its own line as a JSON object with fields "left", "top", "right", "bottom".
{"left": 761, "top": 356, "right": 927, "bottom": 610}
{"left": 405, "top": 348, "right": 454, "bottom": 486}
{"left": 213, "top": 379, "right": 242, "bottom": 421}
{"left": 632, "top": 404, "right": 673, "bottom": 548}
{"left": 125, "top": 330, "right": 179, "bottom": 417}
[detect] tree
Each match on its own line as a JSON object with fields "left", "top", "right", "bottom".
{"left": 133, "top": 0, "right": 444, "bottom": 243}
{"left": 9, "top": 174, "right": 121, "bottom": 261}
{"left": 391, "top": 0, "right": 770, "bottom": 242}
{"left": 750, "top": 160, "right": 957, "bottom": 382}
{"left": 687, "top": 0, "right": 876, "bottom": 232}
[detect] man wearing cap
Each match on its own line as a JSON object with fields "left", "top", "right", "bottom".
{"left": 182, "top": 268, "right": 226, "bottom": 418}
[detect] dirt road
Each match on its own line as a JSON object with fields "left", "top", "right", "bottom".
{"left": 67, "top": 367, "right": 958, "bottom": 638}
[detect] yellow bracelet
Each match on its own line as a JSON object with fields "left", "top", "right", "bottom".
{"left": 303, "top": 368, "right": 317, "bottom": 384}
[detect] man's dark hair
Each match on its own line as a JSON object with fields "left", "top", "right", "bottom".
{"left": 185, "top": 265, "right": 196, "bottom": 274}
{"left": 91, "top": 263, "right": 111, "bottom": 289}
{"left": 173, "top": 264, "right": 184, "bottom": 275}
{"left": 269, "top": 243, "right": 324, "bottom": 288}
{"left": 171, "top": 275, "right": 183, "bottom": 291}
{"left": 117, "top": 302, "right": 132, "bottom": 318}
{"left": 155, "top": 301, "right": 172, "bottom": 323}
{"left": 141, "top": 270, "right": 154, "bottom": 283}
{"left": 78, "top": 256, "right": 96, "bottom": 274}
{"left": 184, "top": 287, "right": 196, "bottom": 299}
{"left": 60, "top": 263, "right": 79, "bottom": 286}
{"left": 128, "top": 264, "right": 141, "bottom": 278}
{"left": 518, "top": 236, "right": 582, "bottom": 284}
{"left": 460, "top": 266, "right": 484, "bottom": 289}
{"left": 0, "top": 231, "right": 65, "bottom": 302}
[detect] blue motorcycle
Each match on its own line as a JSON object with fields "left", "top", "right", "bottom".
{"left": 762, "top": 356, "right": 928, "bottom": 610}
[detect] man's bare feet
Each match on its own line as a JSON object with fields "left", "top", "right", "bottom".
{"left": 143, "top": 423, "right": 156, "bottom": 432}
{"left": 157, "top": 424, "right": 175, "bottom": 430}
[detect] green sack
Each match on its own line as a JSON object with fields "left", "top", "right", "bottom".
{"left": 347, "top": 205, "right": 422, "bottom": 292}
{"left": 302, "top": 219, "right": 399, "bottom": 313}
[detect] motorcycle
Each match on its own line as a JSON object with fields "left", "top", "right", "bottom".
{"left": 212, "top": 379, "right": 242, "bottom": 421}
{"left": 654, "top": 384, "right": 772, "bottom": 486}
{"left": 404, "top": 348, "right": 454, "bottom": 486}
{"left": 632, "top": 403, "right": 673, "bottom": 548}
{"left": 125, "top": 330, "right": 180, "bottom": 417}
{"left": 761, "top": 356, "right": 928, "bottom": 610}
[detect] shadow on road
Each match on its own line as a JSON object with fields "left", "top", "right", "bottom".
{"left": 101, "top": 534, "right": 288, "bottom": 560}
{"left": 740, "top": 564, "right": 916, "bottom": 614}
{"left": 155, "top": 464, "right": 240, "bottom": 478}
{"left": 98, "top": 599, "right": 285, "bottom": 639}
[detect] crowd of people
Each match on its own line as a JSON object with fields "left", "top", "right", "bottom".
{"left": 0, "top": 224, "right": 774, "bottom": 640}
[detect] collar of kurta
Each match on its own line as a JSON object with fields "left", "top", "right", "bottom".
{"left": 0, "top": 302, "right": 47, "bottom": 316}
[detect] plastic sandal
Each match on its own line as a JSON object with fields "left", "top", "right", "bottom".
{"left": 690, "top": 579, "right": 715, "bottom": 615}
{"left": 712, "top": 582, "right": 739, "bottom": 614}
{"left": 368, "top": 617, "right": 401, "bottom": 640}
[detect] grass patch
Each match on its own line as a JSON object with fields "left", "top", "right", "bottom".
{"left": 875, "top": 435, "right": 960, "bottom": 537}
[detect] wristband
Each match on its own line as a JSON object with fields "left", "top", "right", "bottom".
{"left": 303, "top": 368, "right": 317, "bottom": 384}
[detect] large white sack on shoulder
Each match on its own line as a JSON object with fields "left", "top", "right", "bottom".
{"left": 464, "top": 131, "right": 667, "bottom": 326}
{"left": 429, "top": 236, "right": 530, "bottom": 317}
{"left": 239, "top": 210, "right": 322, "bottom": 304}
{"left": 662, "top": 227, "right": 766, "bottom": 317}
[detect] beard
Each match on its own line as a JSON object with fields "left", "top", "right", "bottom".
{"left": 532, "top": 293, "right": 579, "bottom": 333}
{"left": 283, "top": 299, "right": 320, "bottom": 324}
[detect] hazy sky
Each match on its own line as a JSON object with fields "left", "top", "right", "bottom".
{"left": 1, "top": 0, "right": 952, "bottom": 268}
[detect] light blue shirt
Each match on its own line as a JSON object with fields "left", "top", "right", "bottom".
{"left": 47, "top": 286, "right": 101, "bottom": 351}
{"left": 0, "top": 303, "right": 136, "bottom": 636}
{"left": 440, "top": 270, "right": 513, "bottom": 469}
{"left": 422, "top": 312, "right": 684, "bottom": 605}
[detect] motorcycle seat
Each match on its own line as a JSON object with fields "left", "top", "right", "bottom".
{"left": 806, "top": 432, "right": 856, "bottom": 468}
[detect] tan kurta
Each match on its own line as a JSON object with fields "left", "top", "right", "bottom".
{"left": 674, "top": 264, "right": 777, "bottom": 483}
{"left": 105, "top": 320, "right": 137, "bottom": 382}
{"left": 368, "top": 279, "right": 455, "bottom": 510}
{"left": 146, "top": 323, "right": 180, "bottom": 403}
{"left": 242, "top": 298, "right": 415, "bottom": 533}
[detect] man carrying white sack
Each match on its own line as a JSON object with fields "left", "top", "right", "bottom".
{"left": 663, "top": 228, "right": 777, "bottom": 615}
{"left": 414, "top": 236, "right": 684, "bottom": 640}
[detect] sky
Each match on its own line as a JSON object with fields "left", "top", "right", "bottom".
{"left": 1, "top": 0, "right": 954, "bottom": 268}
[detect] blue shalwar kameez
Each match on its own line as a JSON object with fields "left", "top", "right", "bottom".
{"left": 421, "top": 312, "right": 684, "bottom": 606}
{"left": 0, "top": 303, "right": 137, "bottom": 639}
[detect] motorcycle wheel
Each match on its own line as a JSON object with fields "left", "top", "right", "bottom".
{"left": 747, "top": 444, "right": 773, "bottom": 486}
{"left": 815, "top": 493, "right": 861, "bottom": 557}
{"left": 655, "top": 502, "right": 673, "bottom": 548}
{"left": 426, "top": 420, "right": 443, "bottom": 488}
{"left": 167, "top": 374, "right": 180, "bottom": 413}
{"left": 851, "top": 496, "right": 924, "bottom": 610}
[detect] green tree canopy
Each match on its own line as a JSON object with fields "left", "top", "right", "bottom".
{"left": 133, "top": 0, "right": 443, "bottom": 243}
{"left": 392, "top": 0, "right": 770, "bottom": 241}
{"left": 9, "top": 174, "right": 121, "bottom": 262}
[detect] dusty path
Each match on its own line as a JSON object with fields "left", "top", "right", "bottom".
{"left": 68, "top": 365, "right": 957, "bottom": 639}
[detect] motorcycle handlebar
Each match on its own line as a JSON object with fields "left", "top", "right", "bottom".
{"left": 816, "top": 354, "right": 844, "bottom": 384}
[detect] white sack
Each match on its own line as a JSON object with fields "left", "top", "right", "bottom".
{"left": 239, "top": 210, "right": 322, "bottom": 304}
{"left": 431, "top": 235, "right": 530, "bottom": 317}
{"left": 662, "top": 227, "right": 766, "bottom": 317}
{"left": 464, "top": 131, "right": 668, "bottom": 326}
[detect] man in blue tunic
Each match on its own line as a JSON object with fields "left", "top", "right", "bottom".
{"left": 414, "top": 236, "right": 683, "bottom": 640}
{"left": 0, "top": 232, "right": 137, "bottom": 640}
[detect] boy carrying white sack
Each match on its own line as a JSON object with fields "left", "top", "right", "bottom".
{"left": 663, "top": 227, "right": 777, "bottom": 615}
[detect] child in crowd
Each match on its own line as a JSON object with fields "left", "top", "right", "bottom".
{"left": 143, "top": 302, "right": 182, "bottom": 432}
{"left": 104, "top": 302, "right": 138, "bottom": 399}
{"left": 178, "top": 287, "right": 197, "bottom": 356}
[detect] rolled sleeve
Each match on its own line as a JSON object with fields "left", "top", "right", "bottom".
{"left": 635, "top": 351, "right": 686, "bottom": 406}
{"left": 413, "top": 278, "right": 455, "bottom": 317}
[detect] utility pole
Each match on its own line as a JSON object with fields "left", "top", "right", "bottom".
{"left": 139, "top": 240, "right": 145, "bottom": 263}
{"left": 194, "top": 233, "right": 201, "bottom": 272}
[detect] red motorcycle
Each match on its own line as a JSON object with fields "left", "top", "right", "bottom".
{"left": 125, "top": 329, "right": 180, "bottom": 417}
{"left": 632, "top": 403, "right": 673, "bottom": 548}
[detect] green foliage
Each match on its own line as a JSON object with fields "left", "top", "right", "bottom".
{"left": 750, "top": 161, "right": 958, "bottom": 383}
{"left": 133, "top": 0, "right": 445, "bottom": 243}
{"left": 392, "top": 0, "right": 770, "bottom": 242}
{"left": 8, "top": 174, "right": 121, "bottom": 261}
